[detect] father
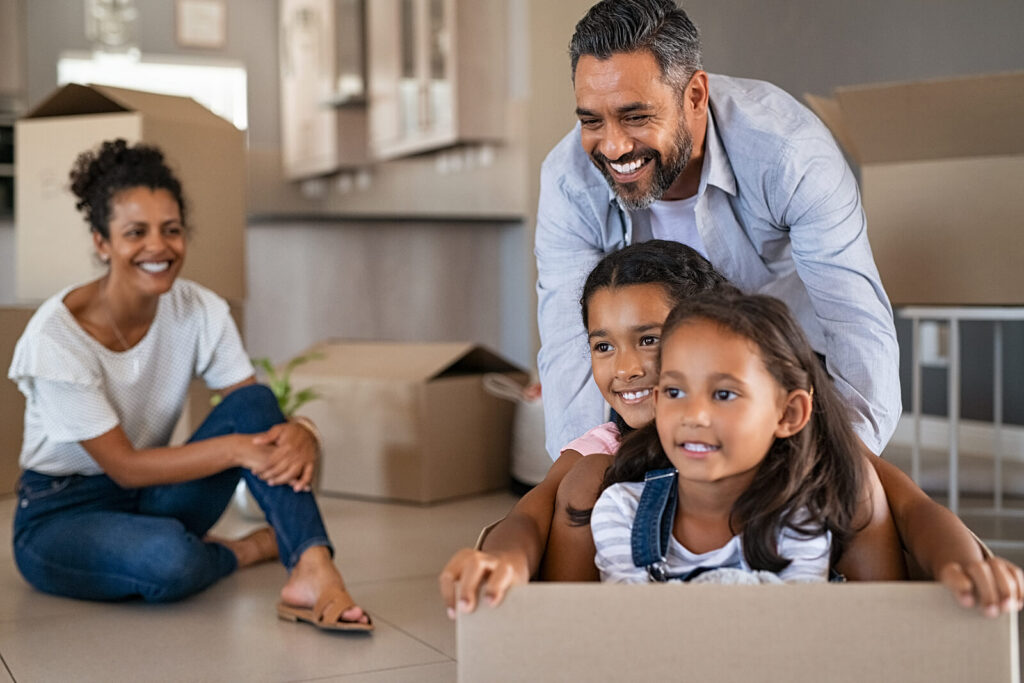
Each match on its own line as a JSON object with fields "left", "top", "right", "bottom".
{"left": 536, "top": 0, "right": 900, "bottom": 459}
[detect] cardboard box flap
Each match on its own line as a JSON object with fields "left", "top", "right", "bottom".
{"left": 24, "top": 82, "right": 129, "bottom": 118}
{"left": 807, "top": 71, "right": 1024, "bottom": 164}
{"left": 304, "top": 341, "right": 522, "bottom": 381}
{"left": 23, "top": 83, "right": 235, "bottom": 129}
{"left": 804, "top": 93, "right": 860, "bottom": 161}
{"left": 91, "top": 84, "right": 236, "bottom": 127}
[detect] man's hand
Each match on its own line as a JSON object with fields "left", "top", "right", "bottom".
{"left": 937, "top": 556, "right": 1024, "bottom": 617}
{"left": 438, "top": 548, "right": 530, "bottom": 619}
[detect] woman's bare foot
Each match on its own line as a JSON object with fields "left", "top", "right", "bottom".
{"left": 279, "top": 545, "right": 370, "bottom": 627}
{"left": 207, "top": 527, "right": 279, "bottom": 569}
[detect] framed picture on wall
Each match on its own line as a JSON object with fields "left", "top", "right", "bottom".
{"left": 175, "top": 0, "right": 227, "bottom": 49}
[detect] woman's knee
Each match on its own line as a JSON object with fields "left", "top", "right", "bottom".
{"left": 219, "top": 383, "right": 281, "bottom": 418}
{"left": 196, "top": 383, "right": 285, "bottom": 439}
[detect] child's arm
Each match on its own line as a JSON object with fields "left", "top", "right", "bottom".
{"left": 870, "top": 449, "right": 1024, "bottom": 615}
{"left": 539, "top": 452, "right": 614, "bottom": 580}
{"left": 438, "top": 449, "right": 582, "bottom": 616}
{"left": 833, "top": 456, "right": 907, "bottom": 580}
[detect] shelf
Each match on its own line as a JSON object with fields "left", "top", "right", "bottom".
{"left": 320, "top": 93, "right": 367, "bottom": 108}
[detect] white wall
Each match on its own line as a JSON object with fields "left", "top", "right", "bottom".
{"left": 244, "top": 218, "right": 531, "bottom": 368}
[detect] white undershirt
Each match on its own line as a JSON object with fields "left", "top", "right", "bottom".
{"left": 637, "top": 194, "right": 708, "bottom": 259}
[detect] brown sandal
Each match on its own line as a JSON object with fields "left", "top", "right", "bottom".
{"left": 276, "top": 586, "right": 374, "bottom": 632}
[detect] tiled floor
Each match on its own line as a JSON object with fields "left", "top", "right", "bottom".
{"left": 0, "top": 489, "right": 518, "bottom": 682}
{"left": 1, "top": 447, "right": 1022, "bottom": 682}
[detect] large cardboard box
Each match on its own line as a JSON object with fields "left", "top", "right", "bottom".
{"left": 290, "top": 341, "right": 527, "bottom": 503}
{"left": 0, "top": 306, "right": 35, "bottom": 494}
{"left": 15, "top": 83, "right": 245, "bottom": 303}
{"left": 458, "top": 583, "right": 1020, "bottom": 682}
{"left": 806, "top": 72, "right": 1024, "bottom": 305}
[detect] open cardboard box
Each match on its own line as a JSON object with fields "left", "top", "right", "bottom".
{"left": 15, "top": 83, "right": 246, "bottom": 304}
{"left": 290, "top": 341, "right": 527, "bottom": 503}
{"left": 806, "top": 71, "right": 1024, "bottom": 305}
{"left": 0, "top": 306, "right": 35, "bottom": 494}
{"left": 457, "top": 582, "right": 1020, "bottom": 682}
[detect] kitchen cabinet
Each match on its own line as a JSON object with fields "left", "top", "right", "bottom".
{"left": 367, "top": 0, "right": 506, "bottom": 160}
{"left": 279, "top": 0, "right": 369, "bottom": 179}
{"left": 0, "top": 0, "right": 24, "bottom": 99}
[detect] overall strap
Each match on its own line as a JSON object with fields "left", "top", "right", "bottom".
{"left": 630, "top": 468, "right": 679, "bottom": 581}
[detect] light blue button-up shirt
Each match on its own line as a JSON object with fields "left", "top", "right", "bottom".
{"left": 535, "top": 73, "right": 901, "bottom": 458}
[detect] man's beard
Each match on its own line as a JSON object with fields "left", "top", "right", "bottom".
{"left": 593, "top": 123, "right": 693, "bottom": 210}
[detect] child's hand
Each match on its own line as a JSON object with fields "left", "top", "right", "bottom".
{"left": 937, "top": 557, "right": 1024, "bottom": 617}
{"left": 438, "top": 549, "right": 529, "bottom": 619}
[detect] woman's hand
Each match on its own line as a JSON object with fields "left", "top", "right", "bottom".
{"left": 249, "top": 422, "right": 319, "bottom": 492}
{"left": 938, "top": 556, "right": 1024, "bottom": 617}
{"left": 229, "top": 434, "right": 277, "bottom": 475}
{"left": 438, "top": 548, "right": 531, "bottom": 619}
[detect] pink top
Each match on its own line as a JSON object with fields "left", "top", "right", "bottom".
{"left": 560, "top": 421, "right": 621, "bottom": 456}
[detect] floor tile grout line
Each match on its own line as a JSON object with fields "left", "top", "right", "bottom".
{"left": 283, "top": 658, "right": 455, "bottom": 683}
{"left": 362, "top": 613, "right": 454, "bottom": 662}
{"left": 1, "top": 650, "right": 15, "bottom": 682}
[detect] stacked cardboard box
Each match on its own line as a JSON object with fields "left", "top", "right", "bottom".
{"left": 806, "top": 71, "right": 1024, "bottom": 305}
{"left": 15, "top": 83, "right": 245, "bottom": 304}
{"left": 0, "top": 306, "right": 33, "bottom": 493}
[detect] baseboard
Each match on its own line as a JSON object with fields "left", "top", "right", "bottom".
{"left": 890, "top": 415, "right": 1024, "bottom": 463}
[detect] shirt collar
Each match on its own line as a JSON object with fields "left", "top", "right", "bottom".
{"left": 701, "top": 107, "right": 738, "bottom": 197}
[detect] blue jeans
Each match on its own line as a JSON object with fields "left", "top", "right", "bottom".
{"left": 12, "top": 384, "right": 333, "bottom": 603}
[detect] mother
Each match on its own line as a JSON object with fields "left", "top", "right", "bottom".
{"left": 8, "top": 139, "right": 370, "bottom": 631}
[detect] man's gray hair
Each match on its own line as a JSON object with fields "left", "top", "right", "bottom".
{"left": 569, "top": 0, "right": 702, "bottom": 88}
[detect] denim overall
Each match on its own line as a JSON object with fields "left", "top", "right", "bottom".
{"left": 630, "top": 468, "right": 728, "bottom": 582}
{"left": 631, "top": 467, "right": 843, "bottom": 583}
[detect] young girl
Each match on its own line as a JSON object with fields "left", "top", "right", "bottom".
{"left": 592, "top": 292, "right": 860, "bottom": 583}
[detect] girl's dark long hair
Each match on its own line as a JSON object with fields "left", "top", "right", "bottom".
{"left": 602, "top": 292, "right": 865, "bottom": 571}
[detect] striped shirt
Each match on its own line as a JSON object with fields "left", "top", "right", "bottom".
{"left": 592, "top": 481, "right": 831, "bottom": 583}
